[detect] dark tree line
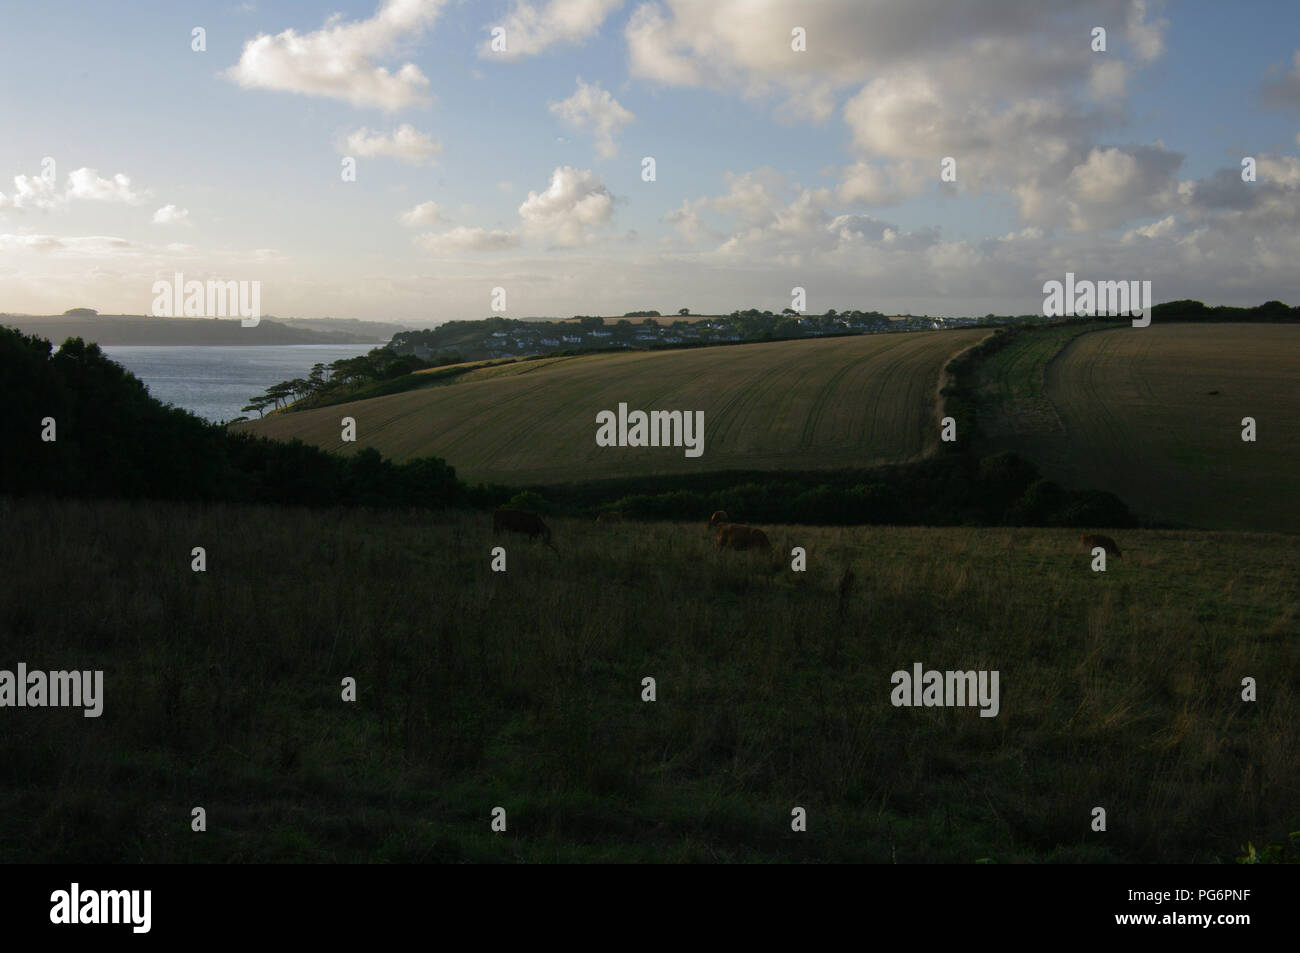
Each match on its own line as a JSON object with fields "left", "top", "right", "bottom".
{"left": 0, "top": 328, "right": 465, "bottom": 509}
{"left": 522, "top": 450, "right": 1135, "bottom": 529}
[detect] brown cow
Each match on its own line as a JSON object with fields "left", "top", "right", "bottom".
{"left": 596, "top": 512, "right": 623, "bottom": 524}
{"left": 1081, "top": 533, "right": 1121, "bottom": 558}
{"left": 715, "top": 523, "right": 772, "bottom": 553}
{"left": 709, "top": 510, "right": 729, "bottom": 528}
{"left": 494, "top": 508, "right": 554, "bottom": 546}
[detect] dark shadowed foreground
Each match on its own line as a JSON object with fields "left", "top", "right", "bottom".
{"left": 0, "top": 499, "right": 1294, "bottom": 862}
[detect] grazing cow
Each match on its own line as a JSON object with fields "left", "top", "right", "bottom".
{"left": 596, "top": 512, "right": 623, "bottom": 524}
{"left": 494, "top": 508, "right": 553, "bottom": 546}
{"left": 1081, "top": 533, "right": 1121, "bottom": 558}
{"left": 715, "top": 523, "right": 772, "bottom": 553}
{"left": 709, "top": 510, "right": 729, "bottom": 529}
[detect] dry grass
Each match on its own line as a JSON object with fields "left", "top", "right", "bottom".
{"left": 0, "top": 498, "right": 1294, "bottom": 862}
{"left": 235, "top": 330, "right": 986, "bottom": 485}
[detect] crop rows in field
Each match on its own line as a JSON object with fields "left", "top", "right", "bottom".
{"left": 978, "top": 323, "right": 1300, "bottom": 532}
{"left": 241, "top": 330, "right": 986, "bottom": 485}
{"left": 1043, "top": 324, "right": 1300, "bottom": 532}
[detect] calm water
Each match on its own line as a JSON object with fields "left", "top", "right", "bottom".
{"left": 101, "top": 345, "right": 378, "bottom": 423}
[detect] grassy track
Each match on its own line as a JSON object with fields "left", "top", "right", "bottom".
{"left": 976, "top": 323, "right": 1300, "bottom": 532}
{"left": 237, "top": 331, "right": 986, "bottom": 484}
{"left": 975, "top": 321, "right": 1112, "bottom": 442}
{"left": 1, "top": 499, "right": 1294, "bottom": 862}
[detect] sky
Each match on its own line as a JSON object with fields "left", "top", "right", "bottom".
{"left": 2, "top": 0, "right": 1299, "bottom": 324}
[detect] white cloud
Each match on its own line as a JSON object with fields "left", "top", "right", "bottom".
{"left": 398, "top": 201, "right": 442, "bottom": 226}
{"left": 836, "top": 160, "right": 928, "bottom": 206}
{"left": 518, "top": 166, "right": 614, "bottom": 246}
{"left": 1088, "top": 59, "right": 1128, "bottom": 100}
{"left": 663, "top": 197, "right": 716, "bottom": 243}
{"left": 1126, "top": 0, "right": 1168, "bottom": 61}
{"left": 625, "top": 0, "right": 1167, "bottom": 122}
{"left": 65, "top": 168, "right": 146, "bottom": 204}
{"left": 1056, "top": 144, "right": 1183, "bottom": 230}
{"left": 627, "top": 0, "right": 1171, "bottom": 230}
{"left": 668, "top": 167, "right": 901, "bottom": 257}
{"left": 0, "top": 173, "right": 62, "bottom": 211}
{"left": 1171, "top": 155, "right": 1300, "bottom": 237}
{"left": 1262, "top": 50, "right": 1300, "bottom": 111}
{"left": 226, "top": 0, "right": 448, "bottom": 111}
{"left": 482, "top": 0, "right": 623, "bottom": 59}
{"left": 405, "top": 166, "right": 615, "bottom": 253}
{"left": 625, "top": 3, "right": 702, "bottom": 87}
{"left": 152, "top": 204, "right": 191, "bottom": 226}
{"left": 344, "top": 125, "right": 442, "bottom": 164}
{"left": 1, "top": 167, "right": 147, "bottom": 211}
{"left": 0, "top": 233, "right": 141, "bottom": 256}
{"left": 826, "top": 213, "right": 896, "bottom": 244}
{"left": 1258, "top": 155, "right": 1300, "bottom": 189}
{"left": 1121, "top": 214, "right": 1178, "bottom": 243}
{"left": 626, "top": 0, "right": 1166, "bottom": 103}
{"left": 549, "top": 78, "right": 634, "bottom": 159}
{"left": 416, "top": 226, "right": 521, "bottom": 253}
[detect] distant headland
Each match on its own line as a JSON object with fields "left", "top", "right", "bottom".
{"left": 0, "top": 310, "right": 400, "bottom": 346}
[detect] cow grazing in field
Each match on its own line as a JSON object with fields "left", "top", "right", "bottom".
{"left": 1081, "top": 533, "right": 1121, "bottom": 558}
{"left": 709, "top": 510, "right": 729, "bottom": 529}
{"left": 596, "top": 512, "right": 623, "bottom": 524}
{"left": 494, "top": 508, "right": 554, "bottom": 547}
{"left": 715, "top": 523, "right": 772, "bottom": 553}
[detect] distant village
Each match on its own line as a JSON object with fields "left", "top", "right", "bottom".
{"left": 388, "top": 309, "right": 1031, "bottom": 362}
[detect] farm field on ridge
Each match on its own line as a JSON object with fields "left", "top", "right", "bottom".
{"left": 237, "top": 330, "right": 988, "bottom": 485}
{"left": 976, "top": 323, "right": 1300, "bottom": 533}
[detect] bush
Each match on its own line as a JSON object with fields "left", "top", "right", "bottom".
{"left": 1005, "top": 479, "right": 1068, "bottom": 526}
{"left": 1057, "top": 489, "right": 1135, "bottom": 528}
{"left": 507, "top": 490, "right": 551, "bottom": 513}
{"left": 978, "top": 452, "right": 1040, "bottom": 509}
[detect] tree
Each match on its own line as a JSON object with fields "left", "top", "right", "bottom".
{"left": 782, "top": 308, "right": 797, "bottom": 315}
{"left": 263, "top": 381, "right": 296, "bottom": 409}
{"left": 241, "top": 396, "right": 273, "bottom": 418}
{"left": 678, "top": 307, "right": 690, "bottom": 316}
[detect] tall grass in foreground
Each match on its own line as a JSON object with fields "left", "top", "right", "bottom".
{"left": 0, "top": 498, "right": 1295, "bottom": 862}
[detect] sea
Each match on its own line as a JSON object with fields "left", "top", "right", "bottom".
{"left": 101, "top": 345, "right": 379, "bottom": 424}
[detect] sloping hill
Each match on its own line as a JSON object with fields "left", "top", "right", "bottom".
{"left": 237, "top": 331, "right": 988, "bottom": 485}
{"left": 976, "top": 323, "right": 1300, "bottom": 532}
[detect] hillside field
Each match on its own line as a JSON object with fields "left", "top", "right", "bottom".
{"left": 237, "top": 330, "right": 988, "bottom": 485}
{"left": 975, "top": 323, "right": 1300, "bottom": 533}
{"left": 1, "top": 498, "right": 1294, "bottom": 863}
